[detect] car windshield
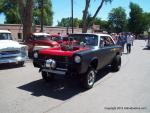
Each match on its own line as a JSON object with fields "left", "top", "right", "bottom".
{"left": 32, "top": 35, "right": 51, "bottom": 41}
{"left": 0, "top": 33, "right": 12, "bottom": 40}
{"left": 69, "top": 34, "right": 98, "bottom": 46}
{"left": 50, "top": 36, "right": 69, "bottom": 42}
{"left": 50, "top": 36, "right": 62, "bottom": 41}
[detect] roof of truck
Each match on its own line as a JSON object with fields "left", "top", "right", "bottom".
{"left": 0, "top": 30, "right": 11, "bottom": 33}
{"left": 70, "top": 33, "right": 111, "bottom": 37}
{"left": 32, "top": 32, "right": 50, "bottom": 36}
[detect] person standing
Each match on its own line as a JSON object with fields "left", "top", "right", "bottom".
{"left": 126, "top": 33, "right": 133, "bottom": 53}
{"left": 117, "top": 33, "right": 126, "bottom": 52}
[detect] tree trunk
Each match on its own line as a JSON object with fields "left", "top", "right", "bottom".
{"left": 82, "top": 0, "right": 90, "bottom": 33}
{"left": 82, "top": 0, "right": 106, "bottom": 33}
{"left": 23, "top": 0, "right": 33, "bottom": 41}
{"left": 18, "top": 0, "right": 33, "bottom": 41}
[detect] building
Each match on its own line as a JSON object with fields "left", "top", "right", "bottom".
{"left": 0, "top": 24, "right": 92, "bottom": 41}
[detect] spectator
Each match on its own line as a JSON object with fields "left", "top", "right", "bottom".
{"left": 126, "top": 33, "right": 134, "bottom": 53}
{"left": 57, "top": 32, "right": 60, "bottom": 36}
{"left": 117, "top": 33, "right": 126, "bottom": 52}
{"left": 111, "top": 33, "right": 117, "bottom": 43}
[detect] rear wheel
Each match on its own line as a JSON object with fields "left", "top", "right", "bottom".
{"left": 18, "top": 61, "right": 24, "bottom": 67}
{"left": 42, "top": 71, "right": 54, "bottom": 81}
{"left": 82, "top": 68, "right": 96, "bottom": 89}
{"left": 111, "top": 55, "right": 121, "bottom": 72}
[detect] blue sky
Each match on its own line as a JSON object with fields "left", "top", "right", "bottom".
{"left": 0, "top": 0, "right": 149, "bottom": 26}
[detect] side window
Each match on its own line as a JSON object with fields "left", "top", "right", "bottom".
{"left": 100, "top": 36, "right": 114, "bottom": 48}
{"left": 100, "top": 36, "right": 105, "bottom": 48}
{"left": 107, "top": 36, "right": 114, "bottom": 46}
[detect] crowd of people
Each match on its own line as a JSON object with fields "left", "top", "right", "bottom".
{"left": 111, "top": 33, "right": 135, "bottom": 54}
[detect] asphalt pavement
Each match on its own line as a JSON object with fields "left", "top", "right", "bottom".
{"left": 0, "top": 40, "right": 150, "bottom": 113}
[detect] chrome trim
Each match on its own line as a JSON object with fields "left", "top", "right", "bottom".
{"left": 42, "top": 69, "right": 67, "bottom": 75}
{"left": 0, "top": 46, "right": 28, "bottom": 64}
{"left": 0, "top": 56, "right": 26, "bottom": 64}
{"left": 56, "top": 68, "right": 67, "bottom": 71}
{"left": 0, "top": 53, "right": 20, "bottom": 58}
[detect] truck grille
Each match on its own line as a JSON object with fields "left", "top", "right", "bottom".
{"left": 0, "top": 50, "right": 20, "bottom": 55}
{"left": 39, "top": 55, "right": 70, "bottom": 63}
{"left": 39, "top": 55, "right": 71, "bottom": 69}
{"left": 0, "top": 50, "right": 20, "bottom": 58}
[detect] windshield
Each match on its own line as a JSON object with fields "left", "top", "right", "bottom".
{"left": 31, "top": 35, "right": 51, "bottom": 41}
{"left": 0, "top": 33, "right": 12, "bottom": 40}
{"left": 69, "top": 34, "right": 98, "bottom": 46}
{"left": 50, "top": 36, "right": 62, "bottom": 41}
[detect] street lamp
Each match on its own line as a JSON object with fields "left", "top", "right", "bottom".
{"left": 71, "top": 0, "right": 74, "bottom": 33}
{"left": 40, "top": 0, "right": 44, "bottom": 32}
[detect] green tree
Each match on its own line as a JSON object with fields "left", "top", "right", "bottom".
{"left": 0, "top": 0, "right": 33, "bottom": 40}
{"left": 57, "top": 17, "right": 82, "bottom": 28}
{"left": 82, "top": 0, "right": 112, "bottom": 33}
{"left": 0, "top": 0, "right": 21, "bottom": 24}
{"left": 143, "top": 12, "right": 150, "bottom": 32}
{"left": 128, "top": 2, "right": 144, "bottom": 34}
{"left": 93, "top": 18, "right": 109, "bottom": 30}
{"left": 0, "top": 0, "right": 53, "bottom": 40}
{"left": 33, "top": 0, "right": 53, "bottom": 26}
{"left": 108, "top": 7, "right": 127, "bottom": 33}
{"left": 0, "top": 0, "right": 53, "bottom": 25}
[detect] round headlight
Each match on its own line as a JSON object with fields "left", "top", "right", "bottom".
{"left": 74, "top": 56, "right": 81, "bottom": 63}
{"left": 34, "top": 52, "right": 38, "bottom": 58}
{"left": 45, "top": 59, "right": 56, "bottom": 69}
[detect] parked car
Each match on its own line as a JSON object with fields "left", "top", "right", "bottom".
{"left": 0, "top": 30, "right": 28, "bottom": 66}
{"left": 25, "top": 32, "right": 59, "bottom": 57}
{"left": 33, "top": 33, "right": 122, "bottom": 89}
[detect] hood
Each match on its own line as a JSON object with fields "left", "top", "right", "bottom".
{"left": 0, "top": 40, "right": 22, "bottom": 50}
{"left": 39, "top": 46, "right": 90, "bottom": 57}
{"left": 34, "top": 40, "right": 59, "bottom": 46}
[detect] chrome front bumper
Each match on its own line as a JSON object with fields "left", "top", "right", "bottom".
{"left": 41, "top": 68, "right": 67, "bottom": 75}
{"left": 0, "top": 56, "right": 27, "bottom": 64}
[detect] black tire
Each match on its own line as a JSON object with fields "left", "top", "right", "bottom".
{"left": 18, "top": 61, "right": 24, "bottom": 67}
{"left": 28, "top": 52, "right": 33, "bottom": 58}
{"left": 42, "top": 71, "right": 54, "bottom": 82}
{"left": 82, "top": 68, "right": 96, "bottom": 89}
{"left": 111, "top": 55, "right": 121, "bottom": 72}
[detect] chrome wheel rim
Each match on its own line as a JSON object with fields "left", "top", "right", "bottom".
{"left": 87, "top": 71, "right": 95, "bottom": 86}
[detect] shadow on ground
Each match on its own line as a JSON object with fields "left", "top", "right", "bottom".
{"left": 0, "top": 63, "right": 24, "bottom": 70}
{"left": 143, "top": 48, "right": 150, "bottom": 50}
{"left": 122, "top": 52, "right": 129, "bottom": 55}
{"left": 18, "top": 66, "right": 111, "bottom": 100}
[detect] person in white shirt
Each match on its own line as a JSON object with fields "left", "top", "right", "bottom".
{"left": 126, "top": 33, "right": 133, "bottom": 53}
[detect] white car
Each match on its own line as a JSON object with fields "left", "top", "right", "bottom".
{"left": 0, "top": 30, "right": 28, "bottom": 66}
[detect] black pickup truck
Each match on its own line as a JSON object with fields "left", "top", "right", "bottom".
{"left": 33, "top": 33, "right": 122, "bottom": 89}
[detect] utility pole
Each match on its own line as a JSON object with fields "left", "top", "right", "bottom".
{"left": 71, "top": 0, "right": 74, "bottom": 33}
{"left": 40, "top": 0, "right": 44, "bottom": 32}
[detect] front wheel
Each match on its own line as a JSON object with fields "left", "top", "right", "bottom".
{"left": 82, "top": 68, "right": 96, "bottom": 89}
{"left": 42, "top": 71, "right": 54, "bottom": 82}
{"left": 111, "top": 55, "right": 121, "bottom": 72}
